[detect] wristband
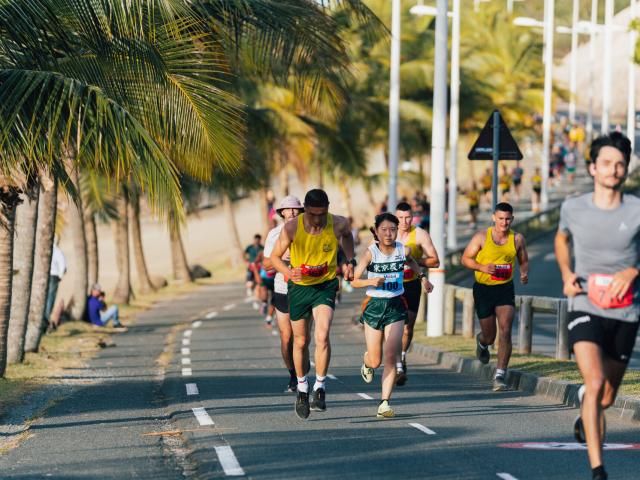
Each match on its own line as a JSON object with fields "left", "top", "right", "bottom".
{"left": 347, "top": 258, "right": 357, "bottom": 267}
{"left": 417, "top": 272, "right": 426, "bottom": 280}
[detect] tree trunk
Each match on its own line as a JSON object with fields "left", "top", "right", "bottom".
{"left": 84, "top": 205, "right": 99, "bottom": 287}
{"left": 169, "top": 225, "right": 193, "bottom": 282}
{"left": 279, "top": 166, "right": 289, "bottom": 198}
{"left": 130, "top": 194, "right": 155, "bottom": 294}
{"left": 0, "top": 186, "right": 21, "bottom": 377}
{"left": 222, "top": 194, "right": 244, "bottom": 268}
{"left": 7, "top": 179, "right": 39, "bottom": 364}
{"left": 338, "top": 183, "right": 354, "bottom": 219}
{"left": 260, "top": 188, "right": 270, "bottom": 238}
{"left": 317, "top": 159, "right": 324, "bottom": 189}
{"left": 24, "top": 177, "right": 57, "bottom": 353}
{"left": 112, "top": 192, "right": 132, "bottom": 304}
{"left": 67, "top": 164, "right": 88, "bottom": 321}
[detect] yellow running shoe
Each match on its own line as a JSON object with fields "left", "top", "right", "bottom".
{"left": 376, "top": 400, "right": 394, "bottom": 419}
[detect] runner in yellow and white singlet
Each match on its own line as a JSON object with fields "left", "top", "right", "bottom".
{"left": 461, "top": 202, "right": 529, "bottom": 391}
{"left": 270, "top": 189, "right": 355, "bottom": 419}
{"left": 394, "top": 202, "right": 439, "bottom": 386}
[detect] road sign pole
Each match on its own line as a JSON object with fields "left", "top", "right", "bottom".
{"left": 492, "top": 110, "right": 500, "bottom": 210}
{"left": 387, "top": 0, "right": 401, "bottom": 211}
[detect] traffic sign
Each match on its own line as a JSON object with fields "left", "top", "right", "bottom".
{"left": 468, "top": 110, "right": 523, "bottom": 161}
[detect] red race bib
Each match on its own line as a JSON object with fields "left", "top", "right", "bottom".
{"left": 300, "top": 263, "right": 328, "bottom": 278}
{"left": 588, "top": 274, "right": 634, "bottom": 309}
{"left": 491, "top": 264, "right": 513, "bottom": 281}
{"left": 404, "top": 266, "right": 416, "bottom": 280}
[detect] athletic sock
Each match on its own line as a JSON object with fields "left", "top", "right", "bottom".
{"left": 297, "top": 376, "right": 309, "bottom": 393}
{"left": 401, "top": 351, "right": 406, "bottom": 361}
{"left": 396, "top": 361, "right": 403, "bottom": 372}
{"left": 495, "top": 368, "right": 506, "bottom": 379}
{"left": 313, "top": 376, "right": 326, "bottom": 391}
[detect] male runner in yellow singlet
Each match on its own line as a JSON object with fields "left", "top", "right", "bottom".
{"left": 395, "top": 202, "right": 439, "bottom": 385}
{"left": 270, "top": 189, "right": 355, "bottom": 419}
{"left": 461, "top": 202, "right": 529, "bottom": 391}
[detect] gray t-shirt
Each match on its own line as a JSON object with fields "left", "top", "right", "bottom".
{"left": 559, "top": 192, "right": 640, "bottom": 322}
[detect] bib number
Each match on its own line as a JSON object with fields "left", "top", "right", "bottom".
{"left": 491, "top": 264, "right": 513, "bottom": 281}
{"left": 588, "top": 274, "right": 634, "bottom": 309}
{"left": 300, "top": 262, "right": 328, "bottom": 278}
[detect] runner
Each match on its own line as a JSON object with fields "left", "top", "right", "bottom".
{"left": 466, "top": 181, "right": 481, "bottom": 230}
{"left": 263, "top": 195, "right": 306, "bottom": 392}
{"left": 351, "top": 213, "right": 433, "bottom": 418}
{"left": 270, "top": 189, "right": 355, "bottom": 419}
{"left": 395, "top": 202, "right": 439, "bottom": 386}
{"left": 531, "top": 167, "right": 542, "bottom": 213}
{"left": 499, "top": 164, "right": 511, "bottom": 202}
{"left": 480, "top": 168, "right": 492, "bottom": 206}
{"left": 244, "top": 234, "right": 263, "bottom": 306}
{"left": 461, "top": 202, "right": 529, "bottom": 391}
{"left": 554, "top": 132, "right": 639, "bottom": 480}
{"left": 511, "top": 161, "right": 524, "bottom": 202}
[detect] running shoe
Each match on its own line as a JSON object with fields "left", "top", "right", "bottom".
{"left": 260, "top": 302, "right": 268, "bottom": 316}
{"left": 492, "top": 374, "right": 508, "bottom": 392}
{"left": 264, "top": 315, "right": 273, "bottom": 327}
{"left": 395, "top": 359, "right": 407, "bottom": 386}
{"left": 376, "top": 400, "right": 394, "bottom": 419}
{"left": 574, "top": 415, "right": 585, "bottom": 443}
{"left": 295, "top": 391, "right": 310, "bottom": 419}
{"left": 592, "top": 467, "right": 608, "bottom": 480}
{"left": 476, "top": 333, "right": 490, "bottom": 364}
{"left": 577, "top": 384, "right": 585, "bottom": 405}
{"left": 310, "top": 388, "right": 326, "bottom": 412}
{"left": 361, "top": 363, "right": 374, "bottom": 383}
{"left": 285, "top": 376, "right": 297, "bottom": 393}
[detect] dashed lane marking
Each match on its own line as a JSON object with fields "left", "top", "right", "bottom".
{"left": 497, "top": 474, "right": 519, "bottom": 480}
{"left": 186, "top": 383, "right": 199, "bottom": 395}
{"left": 357, "top": 393, "right": 373, "bottom": 400}
{"left": 215, "top": 445, "right": 245, "bottom": 476}
{"left": 183, "top": 330, "right": 192, "bottom": 337}
{"left": 192, "top": 320, "right": 203, "bottom": 328}
{"left": 327, "top": 374, "right": 338, "bottom": 380}
{"left": 182, "top": 338, "right": 191, "bottom": 346}
{"left": 205, "top": 311, "right": 218, "bottom": 319}
{"left": 409, "top": 423, "right": 436, "bottom": 435}
{"left": 192, "top": 407, "right": 214, "bottom": 426}
{"left": 181, "top": 368, "right": 192, "bottom": 376}
{"left": 181, "top": 358, "right": 191, "bottom": 365}
{"left": 181, "top": 347, "right": 190, "bottom": 355}
{"left": 222, "top": 303, "right": 236, "bottom": 311}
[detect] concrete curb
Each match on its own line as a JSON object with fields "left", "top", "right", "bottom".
{"left": 350, "top": 313, "right": 640, "bottom": 422}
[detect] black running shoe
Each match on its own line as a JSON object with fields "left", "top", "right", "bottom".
{"left": 295, "top": 391, "right": 310, "bottom": 419}
{"left": 574, "top": 415, "right": 585, "bottom": 443}
{"left": 395, "top": 359, "right": 407, "bottom": 386}
{"left": 285, "top": 376, "right": 297, "bottom": 393}
{"left": 592, "top": 466, "right": 608, "bottom": 480}
{"left": 310, "top": 388, "right": 326, "bottom": 412}
{"left": 476, "top": 333, "right": 490, "bottom": 364}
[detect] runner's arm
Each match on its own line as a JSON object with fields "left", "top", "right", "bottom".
{"left": 270, "top": 222, "right": 295, "bottom": 279}
{"left": 554, "top": 229, "right": 583, "bottom": 297}
{"left": 406, "top": 251, "right": 434, "bottom": 293}
{"left": 461, "top": 233, "right": 494, "bottom": 274}
{"left": 337, "top": 216, "right": 356, "bottom": 281}
{"left": 351, "top": 250, "right": 382, "bottom": 288}
{"left": 417, "top": 229, "right": 440, "bottom": 268}
{"left": 515, "top": 233, "right": 529, "bottom": 284}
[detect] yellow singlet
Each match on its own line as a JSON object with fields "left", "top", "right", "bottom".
{"left": 402, "top": 227, "right": 423, "bottom": 282}
{"left": 468, "top": 190, "right": 480, "bottom": 207}
{"left": 289, "top": 213, "right": 338, "bottom": 286}
{"left": 474, "top": 228, "right": 516, "bottom": 286}
{"left": 532, "top": 175, "right": 542, "bottom": 188}
{"left": 481, "top": 175, "right": 492, "bottom": 190}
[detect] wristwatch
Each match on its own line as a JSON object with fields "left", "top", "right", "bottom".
{"left": 417, "top": 272, "right": 426, "bottom": 280}
{"left": 347, "top": 258, "right": 357, "bottom": 267}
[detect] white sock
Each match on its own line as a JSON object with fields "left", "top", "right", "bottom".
{"left": 495, "top": 368, "right": 506, "bottom": 379}
{"left": 314, "top": 376, "right": 326, "bottom": 391}
{"left": 396, "top": 361, "right": 403, "bottom": 372}
{"left": 401, "top": 351, "right": 406, "bottom": 361}
{"left": 297, "top": 376, "right": 309, "bottom": 393}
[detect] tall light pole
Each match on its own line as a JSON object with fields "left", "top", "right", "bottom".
{"left": 601, "top": 0, "right": 614, "bottom": 134}
{"left": 447, "top": 0, "right": 460, "bottom": 251}
{"left": 586, "top": 0, "right": 598, "bottom": 142}
{"left": 427, "top": 0, "right": 448, "bottom": 338}
{"left": 541, "top": 0, "right": 555, "bottom": 210}
{"left": 387, "top": 0, "right": 402, "bottom": 211}
{"left": 627, "top": 0, "right": 637, "bottom": 152}
{"left": 569, "top": 0, "right": 579, "bottom": 123}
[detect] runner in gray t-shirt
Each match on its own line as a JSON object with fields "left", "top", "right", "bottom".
{"left": 555, "top": 132, "right": 639, "bottom": 480}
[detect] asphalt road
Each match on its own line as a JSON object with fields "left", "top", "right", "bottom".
{"left": 3, "top": 282, "right": 639, "bottom": 479}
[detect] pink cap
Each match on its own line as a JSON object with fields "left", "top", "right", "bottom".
{"left": 276, "top": 195, "right": 304, "bottom": 212}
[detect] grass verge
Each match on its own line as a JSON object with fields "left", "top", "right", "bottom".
{"left": 412, "top": 331, "right": 640, "bottom": 398}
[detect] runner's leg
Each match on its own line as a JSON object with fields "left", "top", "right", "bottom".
{"left": 292, "top": 318, "right": 310, "bottom": 380}
{"left": 382, "top": 321, "right": 404, "bottom": 401}
{"left": 478, "top": 313, "right": 497, "bottom": 347}
{"left": 364, "top": 324, "right": 383, "bottom": 369}
{"left": 276, "top": 309, "right": 294, "bottom": 371}
{"left": 312, "top": 304, "right": 334, "bottom": 377}
{"left": 601, "top": 357, "right": 627, "bottom": 410}
{"left": 495, "top": 305, "right": 515, "bottom": 370}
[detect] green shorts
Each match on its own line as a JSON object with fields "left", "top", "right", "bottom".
{"left": 360, "top": 296, "right": 408, "bottom": 331}
{"left": 288, "top": 278, "right": 339, "bottom": 321}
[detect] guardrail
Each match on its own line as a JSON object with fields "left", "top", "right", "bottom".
{"left": 442, "top": 283, "right": 570, "bottom": 360}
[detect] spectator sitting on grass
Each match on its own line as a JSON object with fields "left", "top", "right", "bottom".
{"left": 86, "top": 284, "right": 126, "bottom": 329}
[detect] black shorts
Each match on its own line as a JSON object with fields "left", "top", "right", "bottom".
{"left": 473, "top": 281, "right": 515, "bottom": 319}
{"left": 568, "top": 311, "right": 639, "bottom": 364}
{"left": 273, "top": 292, "right": 289, "bottom": 314}
{"left": 402, "top": 279, "right": 422, "bottom": 314}
{"left": 469, "top": 205, "right": 479, "bottom": 215}
{"left": 533, "top": 187, "right": 541, "bottom": 194}
{"left": 513, "top": 179, "right": 522, "bottom": 186}
{"left": 245, "top": 268, "right": 254, "bottom": 282}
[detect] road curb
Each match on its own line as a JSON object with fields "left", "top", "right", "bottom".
{"left": 349, "top": 314, "right": 640, "bottom": 422}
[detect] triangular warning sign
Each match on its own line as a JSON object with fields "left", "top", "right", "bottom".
{"left": 467, "top": 110, "right": 523, "bottom": 161}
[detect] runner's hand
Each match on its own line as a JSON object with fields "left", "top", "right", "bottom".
{"left": 609, "top": 267, "right": 639, "bottom": 300}
{"left": 520, "top": 272, "right": 528, "bottom": 285}
{"left": 421, "top": 277, "right": 434, "bottom": 293}
{"left": 344, "top": 263, "right": 355, "bottom": 281}
{"left": 482, "top": 263, "right": 496, "bottom": 275}
{"left": 562, "top": 272, "right": 583, "bottom": 297}
{"left": 369, "top": 277, "right": 385, "bottom": 288}
{"left": 290, "top": 267, "right": 302, "bottom": 283}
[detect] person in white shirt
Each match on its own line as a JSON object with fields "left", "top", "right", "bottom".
{"left": 45, "top": 237, "right": 66, "bottom": 328}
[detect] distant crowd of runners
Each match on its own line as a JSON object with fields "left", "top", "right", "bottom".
{"left": 241, "top": 132, "right": 637, "bottom": 480}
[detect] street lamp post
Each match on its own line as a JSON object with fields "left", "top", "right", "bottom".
{"left": 569, "top": 0, "right": 579, "bottom": 123}
{"left": 447, "top": 0, "right": 460, "bottom": 251}
{"left": 601, "top": 0, "right": 614, "bottom": 134}
{"left": 586, "top": 0, "right": 598, "bottom": 143}
{"left": 387, "top": 0, "right": 402, "bottom": 212}
{"left": 427, "top": 0, "right": 448, "bottom": 338}
{"left": 627, "top": 0, "right": 637, "bottom": 152}
{"left": 541, "top": 0, "right": 555, "bottom": 210}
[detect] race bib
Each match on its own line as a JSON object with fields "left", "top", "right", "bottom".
{"left": 403, "top": 266, "right": 416, "bottom": 281}
{"left": 588, "top": 274, "right": 634, "bottom": 309}
{"left": 300, "top": 262, "right": 328, "bottom": 278}
{"left": 491, "top": 264, "right": 513, "bottom": 281}
{"left": 378, "top": 272, "right": 401, "bottom": 292}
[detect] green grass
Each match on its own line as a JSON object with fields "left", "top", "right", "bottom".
{"left": 413, "top": 331, "right": 640, "bottom": 398}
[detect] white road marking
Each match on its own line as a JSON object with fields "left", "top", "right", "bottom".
{"left": 182, "top": 338, "right": 191, "bottom": 346}
{"left": 543, "top": 252, "right": 556, "bottom": 261}
{"left": 205, "top": 311, "right": 218, "bottom": 319}
{"left": 192, "top": 320, "right": 203, "bottom": 328}
{"left": 497, "top": 474, "right": 519, "bottom": 480}
{"left": 186, "top": 383, "right": 199, "bottom": 395}
{"left": 215, "top": 445, "right": 245, "bottom": 476}
{"left": 222, "top": 303, "right": 236, "bottom": 311}
{"left": 181, "top": 358, "right": 191, "bottom": 365}
{"left": 409, "top": 423, "right": 436, "bottom": 435}
{"left": 357, "top": 393, "right": 373, "bottom": 400}
{"left": 192, "top": 407, "right": 214, "bottom": 426}
{"left": 181, "top": 347, "right": 190, "bottom": 355}
{"left": 183, "top": 330, "right": 192, "bottom": 337}
{"left": 181, "top": 368, "right": 192, "bottom": 376}
{"left": 327, "top": 374, "right": 338, "bottom": 380}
